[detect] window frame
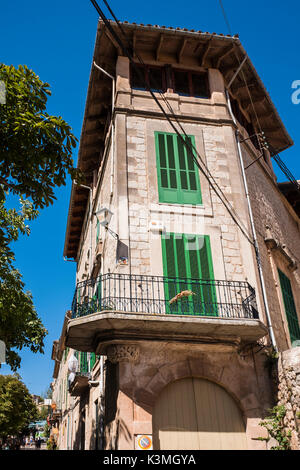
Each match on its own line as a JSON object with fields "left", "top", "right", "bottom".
{"left": 130, "top": 63, "right": 210, "bottom": 98}
{"left": 278, "top": 268, "right": 300, "bottom": 346}
{"left": 155, "top": 131, "right": 202, "bottom": 205}
{"left": 171, "top": 68, "right": 210, "bottom": 98}
{"left": 130, "top": 63, "right": 167, "bottom": 93}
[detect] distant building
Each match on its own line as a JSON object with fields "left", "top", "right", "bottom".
{"left": 51, "top": 20, "right": 300, "bottom": 450}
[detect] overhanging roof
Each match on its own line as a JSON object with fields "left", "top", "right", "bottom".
{"left": 64, "top": 20, "right": 293, "bottom": 260}
{"left": 278, "top": 181, "right": 300, "bottom": 219}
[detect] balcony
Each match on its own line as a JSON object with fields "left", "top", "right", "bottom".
{"left": 66, "top": 273, "right": 268, "bottom": 353}
{"left": 49, "top": 408, "right": 62, "bottom": 424}
{"left": 68, "top": 371, "right": 91, "bottom": 397}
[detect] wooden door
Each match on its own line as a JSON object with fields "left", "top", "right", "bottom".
{"left": 153, "top": 378, "right": 247, "bottom": 450}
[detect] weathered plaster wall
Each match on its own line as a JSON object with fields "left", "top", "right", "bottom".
{"left": 103, "top": 342, "right": 273, "bottom": 450}
{"left": 243, "top": 144, "right": 300, "bottom": 351}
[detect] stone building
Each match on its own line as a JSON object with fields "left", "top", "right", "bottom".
{"left": 51, "top": 20, "right": 300, "bottom": 450}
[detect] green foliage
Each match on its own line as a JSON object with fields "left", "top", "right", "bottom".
{"left": 0, "top": 197, "right": 47, "bottom": 370}
{"left": 0, "top": 64, "right": 80, "bottom": 370}
{"left": 40, "top": 385, "right": 53, "bottom": 400}
{"left": 0, "top": 374, "right": 38, "bottom": 439}
{"left": 43, "top": 422, "right": 50, "bottom": 439}
{"left": 0, "top": 64, "right": 79, "bottom": 209}
{"left": 47, "top": 436, "right": 57, "bottom": 450}
{"left": 264, "top": 347, "right": 279, "bottom": 378}
{"left": 259, "top": 405, "right": 292, "bottom": 450}
{"left": 37, "top": 406, "right": 49, "bottom": 421}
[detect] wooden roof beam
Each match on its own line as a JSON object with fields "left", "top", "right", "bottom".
{"left": 177, "top": 38, "right": 188, "bottom": 63}
{"left": 104, "top": 29, "right": 122, "bottom": 55}
{"left": 263, "top": 126, "right": 281, "bottom": 134}
{"left": 82, "top": 141, "right": 104, "bottom": 151}
{"left": 240, "top": 96, "right": 266, "bottom": 111}
{"left": 81, "top": 152, "right": 101, "bottom": 162}
{"left": 231, "top": 80, "right": 257, "bottom": 94}
{"left": 132, "top": 31, "right": 137, "bottom": 58}
{"left": 216, "top": 45, "right": 235, "bottom": 68}
{"left": 86, "top": 114, "right": 107, "bottom": 124}
{"left": 156, "top": 34, "right": 164, "bottom": 61}
{"left": 84, "top": 127, "right": 105, "bottom": 138}
{"left": 200, "top": 36, "right": 213, "bottom": 67}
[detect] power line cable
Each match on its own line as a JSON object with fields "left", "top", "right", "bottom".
{"left": 218, "top": 0, "right": 232, "bottom": 36}
{"left": 218, "top": 0, "right": 300, "bottom": 193}
{"left": 89, "top": 0, "right": 255, "bottom": 244}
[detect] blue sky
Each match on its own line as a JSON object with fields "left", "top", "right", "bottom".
{"left": 1, "top": 0, "right": 300, "bottom": 395}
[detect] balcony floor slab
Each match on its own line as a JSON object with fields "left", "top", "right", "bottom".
{"left": 66, "top": 310, "right": 268, "bottom": 353}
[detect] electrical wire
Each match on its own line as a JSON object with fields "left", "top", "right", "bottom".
{"left": 218, "top": 0, "right": 232, "bottom": 36}
{"left": 218, "top": 0, "right": 300, "bottom": 192}
{"left": 89, "top": 0, "right": 255, "bottom": 244}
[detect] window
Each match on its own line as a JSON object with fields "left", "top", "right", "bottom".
{"left": 172, "top": 69, "right": 210, "bottom": 98}
{"left": 130, "top": 64, "right": 210, "bottom": 98}
{"left": 161, "top": 233, "right": 217, "bottom": 316}
{"left": 155, "top": 132, "right": 202, "bottom": 205}
{"left": 130, "top": 64, "right": 166, "bottom": 93}
{"left": 278, "top": 269, "right": 300, "bottom": 346}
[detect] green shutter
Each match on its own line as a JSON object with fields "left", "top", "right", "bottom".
{"left": 90, "top": 353, "right": 96, "bottom": 370}
{"left": 80, "top": 352, "right": 88, "bottom": 373}
{"left": 198, "top": 236, "right": 218, "bottom": 315}
{"left": 161, "top": 233, "right": 217, "bottom": 316}
{"left": 278, "top": 269, "right": 300, "bottom": 345}
{"left": 155, "top": 132, "right": 202, "bottom": 205}
{"left": 65, "top": 377, "right": 68, "bottom": 405}
{"left": 96, "top": 220, "right": 100, "bottom": 244}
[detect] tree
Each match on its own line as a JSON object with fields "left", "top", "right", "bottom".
{"left": 41, "top": 385, "right": 53, "bottom": 400}
{"left": 37, "top": 405, "right": 49, "bottom": 421}
{"left": 0, "top": 64, "right": 79, "bottom": 370}
{"left": 0, "top": 374, "right": 38, "bottom": 439}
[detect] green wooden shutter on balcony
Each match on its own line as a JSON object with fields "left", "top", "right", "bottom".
{"left": 155, "top": 132, "right": 202, "bottom": 205}
{"left": 80, "top": 352, "right": 88, "bottom": 373}
{"left": 90, "top": 353, "right": 96, "bottom": 370}
{"left": 96, "top": 219, "right": 100, "bottom": 244}
{"left": 161, "top": 233, "right": 217, "bottom": 316}
{"left": 278, "top": 269, "right": 300, "bottom": 345}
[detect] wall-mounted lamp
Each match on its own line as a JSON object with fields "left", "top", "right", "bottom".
{"left": 94, "top": 207, "right": 119, "bottom": 240}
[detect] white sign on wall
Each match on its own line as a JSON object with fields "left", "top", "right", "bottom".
{"left": 135, "top": 434, "right": 153, "bottom": 450}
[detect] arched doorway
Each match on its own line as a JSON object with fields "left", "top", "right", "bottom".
{"left": 153, "top": 377, "right": 247, "bottom": 450}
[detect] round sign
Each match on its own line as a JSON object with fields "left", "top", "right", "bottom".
{"left": 137, "top": 435, "right": 152, "bottom": 450}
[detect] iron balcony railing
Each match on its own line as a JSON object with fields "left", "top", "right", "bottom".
{"left": 71, "top": 273, "right": 259, "bottom": 320}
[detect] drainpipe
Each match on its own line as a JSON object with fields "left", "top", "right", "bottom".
{"left": 99, "top": 356, "right": 105, "bottom": 449}
{"left": 226, "top": 90, "right": 277, "bottom": 350}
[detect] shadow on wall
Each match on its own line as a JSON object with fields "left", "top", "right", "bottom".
{"left": 104, "top": 361, "right": 131, "bottom": 450}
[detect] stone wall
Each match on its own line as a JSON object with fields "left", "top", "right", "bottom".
{"left": 277, "top": 347, "right": 300, "bottom": 449}
{"left": 102, "top": 341, "right": 274, "bottom": 450}
{"left": 243, "top": 142, "right": 300, "bottom": 351}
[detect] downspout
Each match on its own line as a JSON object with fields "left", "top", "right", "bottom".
{"left": 226, "top": 90, "right": 277, "bottom": 350}
{"left": 99, "top": 356, "right": 105, "bottom": 449}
